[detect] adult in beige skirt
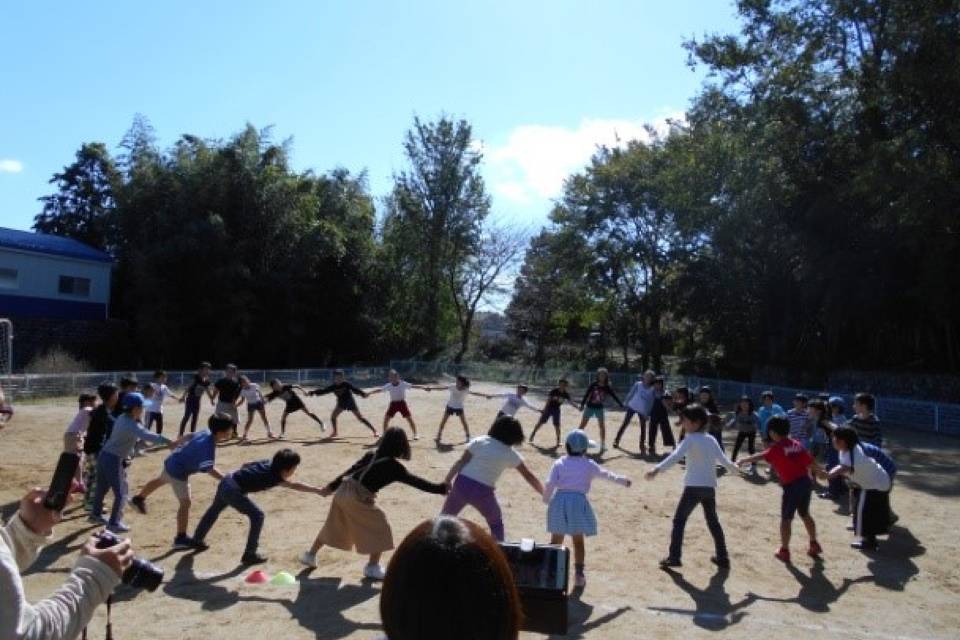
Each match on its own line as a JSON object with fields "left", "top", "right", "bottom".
{"left": 299, "top": 427, "right": 448, "bottom": 580}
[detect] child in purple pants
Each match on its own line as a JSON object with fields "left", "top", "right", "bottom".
{"left": 441, "top": 416, "right": 544, "bottom": 540}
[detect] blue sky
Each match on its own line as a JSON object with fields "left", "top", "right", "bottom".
{"left": 0, "top": 1, "right": 740, "bottom": 232}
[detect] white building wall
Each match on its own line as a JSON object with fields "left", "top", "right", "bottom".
{"left": 0, "top": 247, "right": 111, "bottom": 305}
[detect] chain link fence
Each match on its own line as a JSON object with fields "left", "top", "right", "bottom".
{"left": 2, "top": 359, "right": 957, "bottom": 436}
{"left": 388, "top": 360, "right": 960, "bottom": 436}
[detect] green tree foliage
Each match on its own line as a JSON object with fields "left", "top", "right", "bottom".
{"left": 380, "top": 116, "right": 490, "bottom": 355}
{"left": 34, "top": 143, "right": 121, "bottom": 252}
{"left": 509, "top": 0, "right": 960, "bottom": 375}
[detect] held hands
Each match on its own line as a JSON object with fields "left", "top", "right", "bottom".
{"left": 82, "top": 536, "right": 134, "bottom": 578}
{"left": 319, "top": 487, "right": 332, "bottom": 497}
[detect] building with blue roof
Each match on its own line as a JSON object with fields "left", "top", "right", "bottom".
{"left": 0, "top": 227, "right": 113, "bottom": 320}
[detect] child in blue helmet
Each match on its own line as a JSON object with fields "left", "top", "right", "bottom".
{"left": 542, "top": 429, "right": 631, "bottom": 588}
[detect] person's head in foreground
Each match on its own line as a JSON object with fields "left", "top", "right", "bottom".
{"left": 381, "top": 516, "right": 521, "bottom": 640}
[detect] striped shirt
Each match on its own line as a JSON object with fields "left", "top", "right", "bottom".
{"left": 787, "top": 408, "right": 812, "bottom": 442}
{"left": 849, "top": 414, "right": 882, "bottom": 446}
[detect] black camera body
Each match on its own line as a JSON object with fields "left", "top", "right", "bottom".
{"left": 94, "top": 531, "right": 164, "bottom": 592}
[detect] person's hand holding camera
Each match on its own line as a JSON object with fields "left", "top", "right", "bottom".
{"left": 19, "top": 487, "right": 64, "bottom": 536}
{"left": 81, "top": 536, "right": 134, "bottom": 578}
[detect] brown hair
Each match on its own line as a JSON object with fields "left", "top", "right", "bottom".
{"left": 381, "top": 516, "right": 521, "bottom": 640}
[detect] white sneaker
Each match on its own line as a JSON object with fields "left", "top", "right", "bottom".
{"left": 363, "top": 563, "right": 385, "bottom": 580}
{"left": 574, "top": 573, "right": 586, "bottom": 588}
{"left": 298, "top": 551, "right": 318, "bottom": 568}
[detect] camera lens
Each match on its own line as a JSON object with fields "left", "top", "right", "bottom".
{"left": 122, "top": 557, "right": 164, "bottom": 592}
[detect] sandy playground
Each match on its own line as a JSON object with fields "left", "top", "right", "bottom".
{"left": 2, "top": 380, "right": 958, "bottom": 640}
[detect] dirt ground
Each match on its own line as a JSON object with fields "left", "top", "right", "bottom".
{"left": 2, "top": 381, "right": 958, "bottom": 640}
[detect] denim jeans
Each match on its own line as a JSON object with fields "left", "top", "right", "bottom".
{"left": 194, "top": 477, "right": 265, "bottom": 555}
{"left": 92, "top": 452, "right": 126, "bottom": 527}
{"left": 669, "top": 486, "right": 728, "bottom": 562}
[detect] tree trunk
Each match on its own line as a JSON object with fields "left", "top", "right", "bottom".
{"left": 649, "top": 308, "right": 663, "bottom": 372}
{"left": 453, "top": 309, "right": 475, "bottom": 363}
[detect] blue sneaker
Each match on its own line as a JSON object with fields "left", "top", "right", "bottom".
{"left": 107, "top": 522, "right": 130, "bottom": 534}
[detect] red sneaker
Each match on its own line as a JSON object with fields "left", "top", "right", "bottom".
{"left": 807, "top": 541, "right": 823, "bottom": 557}
{"left": 774, "top": 548, "right": 791, "bottom": 563}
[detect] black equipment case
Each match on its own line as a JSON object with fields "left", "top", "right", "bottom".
{"left": 499, "top": 542, "right": 570, "bottom": 635}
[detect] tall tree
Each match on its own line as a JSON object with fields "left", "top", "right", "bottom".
{"left": 383, "top": 116, "right": 490, "bottom": 354}
{"left": 448, "top": 224, "right": 526, "bottom": 363}
{"left": 34, "top": 143, "right": 121, "bottom": 252}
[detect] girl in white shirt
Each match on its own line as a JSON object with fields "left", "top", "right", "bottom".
{"left": 238, "top": 375, "right": 275, "bottom": 442}
{"left": 824, "top": 426, "right": 891, "bottom": 550}
{"left": 441, "top": 416, "right": 544, "bottom": 541}
{"left": 428, "top": 376, "right": 486, "bottom": 445}
{"left": 646, "top": 403, "right": 740, "bottom": 569}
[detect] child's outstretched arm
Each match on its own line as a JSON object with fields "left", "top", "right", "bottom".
{"left": 607, "top": 386, "right": 624, "bottom": 408}
{"left": 308, "top": 384, "right": 336, "bottom": 397}
{"left": 281, "top": 480, "right": 327, "bottom": 495}
{"left": 646, "top": 437, "right": 691, "bottom": 480}
{"left": 207, "top": 467, "right": 225, "bottom": 481}
{"left": 366, "top": 388, "right": 384, "bottom": 396}
{"left": 444, "top": 451, "right": 472, "bottom": 486}
{"left": 737, "top": 451, "right": 767, "bottom": 467}
{"left": 590, "top": 460, "right": 632, "bottom": 487}
{"left": 710, "top": 438, "right": 741, "bottom": 475}
{"left": 516, "top": 463, "right": 544, "bottom": 496}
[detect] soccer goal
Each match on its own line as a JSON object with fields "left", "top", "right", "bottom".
{"left": 0, "top": 319, "right": 12, "bottom": 375}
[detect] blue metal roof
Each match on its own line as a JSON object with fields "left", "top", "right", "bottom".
{"left": 0, "top": 227, "right": 113, "bottom": 264}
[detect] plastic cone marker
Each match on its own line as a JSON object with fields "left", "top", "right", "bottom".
{"left": 245, "top": 570, "right": 270, "bottom": 584}
{"left": 270, "top": 571, "right": 297, "bottom": 586}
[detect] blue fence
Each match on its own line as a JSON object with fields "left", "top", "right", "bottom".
{"left": 390, "top": 360, "right": 960, "bottom": 436}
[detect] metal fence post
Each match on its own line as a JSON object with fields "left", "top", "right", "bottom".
{"left": 935, "top": 404, "right": 941, "bottom": 433}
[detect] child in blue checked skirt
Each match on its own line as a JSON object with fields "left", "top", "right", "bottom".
{"left": 543, "top": 430, "right": 631, "bottom": 588}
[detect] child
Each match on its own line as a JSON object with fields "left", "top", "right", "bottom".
{"left": 192, "top": 448, "right": 325, "bottom": 565}
{"left": 530, "top": 378, "right": 578, "bottom": 448}
{"left": 309, "top": 370, "right": 378, "bottom": 438}
{"left": 135, "top": 383, "right": 159, "bottom": 456}
{"left": 647, "top": 378, "right": 676, "bottom": 456}
{"left": 819, "top": 396, "right": 848, "bottom": 500}
{"left": 787, "top": 393, "right": 812, "bottom": 447}
{"left": 238, "top": 375, "right": 275, "bottom": 442}
{"left": 441, "top": 416, "right": 544, "bottom": 541}
{"left": 112, "top": 376, "right": 139, "bottom": 418}
{"left": 823, "top": 426, "right": 891, "bottom": 550}
{"left": 698, "top": 386, "right": 723, "bottom": 449}
{"left": 0, "top": 385, "right": 13, "bottom": 425}
{"left": 806, "top": 399, "right": 835, "bottom": 462}
{"left": 757, "top": 390, "right": 786, "bottom": 443}
{"left": 129, "top": 413, "right": 232, "bottom": 549}
{"left": 672, "top": 387, "right": 690, "bottom": 443}
{"left": 737, "top": 416, "right": 822, "bottom": 563}
{"left": 848, "top": 392, "right": 882, "bottom": 446}
{"left": 429, "top": 376, "right": 486, "bottom": 445}
{"left": 578, "top": 368, "right": 623, "bottom": 453}
{"left": 180, "top": 362, "right": 213, "bottom": 436}
{"left": 614, "top": 371, "right": 655, "bottom": 452}
{"left": 488, "top": 384, "right": 538, "bottom": 421}
{"left": 265, "top": 378, "right": 326, "bottom": 438}
{"left": 543, "top": 429, "right": 631, "bottom": 587}
{"left": 728, "top": 396, "right": 760, "bottom": 463}
{"left": 645, "top": 403, "right": 739, "bottom": 569}
{"left": 145, "top": 370, "right": 182, "bottom": 435}
{"left": 298, "top": 427, "right": 448, "bottom": 580}
{"left": 212, "top": 364, "right": 242, "bottom": 436}
{"left": 90, "top": 392, "right": 174, "bottom": 533}
{"left": 63, "top": 393, "right": 97, "bottom": 485}
{"left": 861, "top": 441, "right": 898, "bottom": 527}
{"left": 83, "top": 383, "right": 118, "bottom": 512}
{"left": 365, "top": 369, "right": 432, "bottom": 439}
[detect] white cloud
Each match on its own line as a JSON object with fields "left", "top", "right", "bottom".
{"left": 0, "top": 159, "right": 24, "bottom": 174}
{"left": 482, "top": 112, "right": 683, "bottom": 208}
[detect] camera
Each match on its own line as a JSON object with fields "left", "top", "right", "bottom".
{"left": 94, "top": 531, "right": 164, "bottom": 592}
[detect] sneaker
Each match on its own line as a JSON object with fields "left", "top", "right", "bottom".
{"left": 574, "top": 573, "right": 586, "bottom": 587}
{"left": 363, "top": 563, "right": 386, "bottom": 580}
{"left": 88, "top": 514, "right": 108, "bottom": 526}
{"left": 807, "top": 541, "right": 823, "bottom": 557}
{"left": 846, "top": 524, "right": 855, "bottom": 531}
{"left": 774, "top": 547, "right": 791, "bottom": 563}
{"left": 612, "top": 440, "right": 621, "bottom": 449}
{"left": 818, "top": 491, "right": 837, "bottom": 500}
{"left": 242, "top": 552, "right": 268, "bottom": 565}
{"left": 711, "top": 556, "right": 730, "bottom": 569}
{"left": 412, "top": 435, "right": 419, "bottom": 441}
{"left": 659, "top": 557, "right": 682, "bottom": 569}
{"left": 173, "top": 534, "right": 196, "bottom": 550}
{"left": 298, "top": 551, "right": 318, "bottom": 568}
{"left": 107, "top": 522, "right": 130, "bottom": 534}
{"left": 851, "top": 539, "right": 878, "bottom": 551}
{"left": 130, "top": 496, "right": 147, "bottom": 515}
{"left": 192, "top": 540, "right": 210, "bottom": 552}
